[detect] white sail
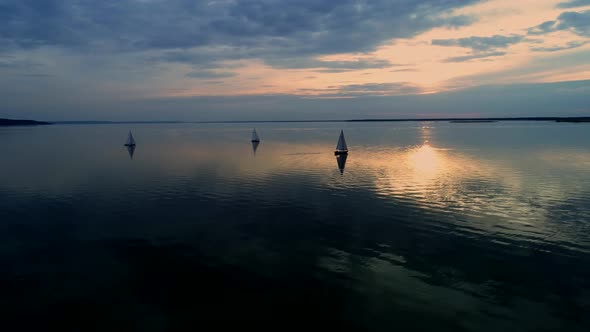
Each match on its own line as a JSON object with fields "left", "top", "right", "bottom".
{"left": 125, "top": 131, "right": 136, "bottom": 146}
{"left": 336, "top": 130, "right": 348, "bottom": 151}
{"left": 251, "top": 128, "right": 260, "bottom": 142}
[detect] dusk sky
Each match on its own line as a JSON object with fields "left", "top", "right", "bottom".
{"left": 1, "top": 0, "right": 590, "bottom": 121}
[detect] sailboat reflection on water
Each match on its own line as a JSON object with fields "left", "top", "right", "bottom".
{"left": 252, "top": 141, "right": 260, "bottom": 155}
{"left": 126, "top": 145, "right": 136, "bottom": 159}
{"left": 336, "top": 153, "right": 347, "bottom": 174}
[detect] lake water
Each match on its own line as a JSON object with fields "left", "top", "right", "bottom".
{"left": 1, "top": 121, "right": 590, "bottom": 331}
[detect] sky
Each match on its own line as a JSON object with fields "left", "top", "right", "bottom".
{"left": 1, "top": 0, "right": 590, "bottom": 121}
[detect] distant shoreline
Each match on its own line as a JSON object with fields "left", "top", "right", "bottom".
{"left": 449, "top": 120, "right": 497, "bottom": 123}
{"left": 555, "top": 118, "right": 590, "bottom": 123}
{"left": 4, "top": 116, "right": 590, "bottom": 126}
{"left": 346, "top": 117, "right": 590, "bottom": 123}
{"left": 78, "top": 116, "right": 590, "bottom": 124}
{"left": 0, "top": 118, "right": 52, "bottom": 126}
{"left": 184, "top": 116, "right": 590, "bottom": 124}
{"left": 174, "top": 116, "right": 590, "bottom": 123}
{"left": 186, "top": 117, "right": 590, "bottom": 124}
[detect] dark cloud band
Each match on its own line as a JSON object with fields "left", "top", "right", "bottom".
{"left": 0, "top": 0, "right": 481, "bottom": 70}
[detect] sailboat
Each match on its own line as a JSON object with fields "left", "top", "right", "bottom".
{"left": 334, "top": 130, "right": 348, "bottom": 155}
{"left": 251, "top": 128, "right": 260, "bottom": 143}
{"left": 124, "top": 131, "right": 136, "bottom": 146}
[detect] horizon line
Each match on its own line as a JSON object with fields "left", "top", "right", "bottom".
{"left": 47, "top": 116, "right": 590, "bottom": 124}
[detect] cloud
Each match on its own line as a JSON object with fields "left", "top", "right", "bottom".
{"left": 20, "top": 73, "right": 52, "bottom": 77}
{"left": 297, "top": 82, "right": 423, "bottom": 97}
{"left": 531, "top": 40, "right": 589, "bottom": 52}
{"left": 432, "top": 35, "right": 524, "bottom": 51}
{"left": 185, "top": 70, "right": 236, "bottom": 79}
{"left": 154, "top": 48, "right": 257, "bottom": 68}
{"left": 443, "top": 51, "right": 507, "bottom": 63}
{"left": 557, "top": 0, "right": 590, "bottom": 9}
{"left": 0, "top": 56, "right": 43, "bottom": 72}
{"left": 202, "top": 80, "right": 226, "bottom": 85}
{"left": 265, "top": 58, "right": 394, "bottom": 73}
{"left": 156, "top": 49, "right": 396, "bottom": 72}
{"left": 390, "top": 68, "right": 419, "bottom": 72}
{"left": 0, "top": 0, "right": 480, "bottom": 64}
{"left": 528, "top": 10, "right": 590, "bottom": 37}
{"left": 338, "top": 82, "right": 422, "bottom": 95}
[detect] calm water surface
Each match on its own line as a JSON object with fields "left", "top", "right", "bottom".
{"left": 1, "top": 122, "right": 590, "bottom": 331}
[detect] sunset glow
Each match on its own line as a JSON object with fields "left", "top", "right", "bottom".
{"left": 1, "top": 0, "right": 589, "bottom": 120}
{"left": 153, "top": 0, "right": 590, "bottom": 98}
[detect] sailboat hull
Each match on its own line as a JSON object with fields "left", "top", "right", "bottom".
{"left": 124, "top": 144, "right": 136, "bottom": 147}
{"left": 334, "top": 150, "right": 348, "bottom": 155}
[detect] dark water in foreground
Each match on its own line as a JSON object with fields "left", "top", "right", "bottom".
{"left": 1, "top": 122, "right": 590, "bottom": 331}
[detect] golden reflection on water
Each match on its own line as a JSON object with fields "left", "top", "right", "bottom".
{"left": 368, "top": 143, "right": 491, "bottom": 199}
{"left": 356, "top": 141, "right": 590, "bottom": 248}
{"left": 408, "top": 144, "right": 439, "bottom": 178}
